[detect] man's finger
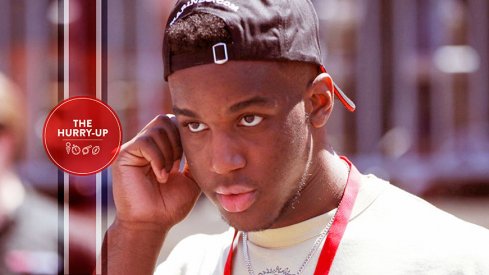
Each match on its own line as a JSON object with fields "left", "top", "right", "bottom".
{"left": 126, "top": 135, "right": 167, "bottom": 183}
{"left": 152, "top": 114, "right": 183, "bottom": 162}
{"left": 148, "top": 127, "right": 174, "bottom": 174}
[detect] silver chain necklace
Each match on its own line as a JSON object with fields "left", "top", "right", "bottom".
{"left": 241, "top": 211, "right": 337, "bottom": 275}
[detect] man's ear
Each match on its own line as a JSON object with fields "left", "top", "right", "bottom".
{"left": 305, "top": 73, "right": 334, "bottom": 128}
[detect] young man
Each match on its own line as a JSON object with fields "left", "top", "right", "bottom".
{"left": 105, "top": 1, "right": 489, "bottom": 274}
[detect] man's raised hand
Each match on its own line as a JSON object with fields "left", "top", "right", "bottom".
{"left": 112, "top": 114, "right": 201, "bottom": 231}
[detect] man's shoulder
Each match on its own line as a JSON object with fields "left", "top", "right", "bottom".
{"left": 155, "top": 229, "right": 234, "bottom": 275}
{"left": 359, "top": 175, "right": 487, "bottom": 255}
{"left": 173, "top": 229, "right": 233, "bottom": 251}
{"left": 361, "top": 173, "right": 489, "bottom": 236}
{"left": 337, "top": 173, "right": 489, "bottom": 273}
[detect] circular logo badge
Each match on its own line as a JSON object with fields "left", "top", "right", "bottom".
{"left": 43, "top": 97, "right": 122, "bottom": 175}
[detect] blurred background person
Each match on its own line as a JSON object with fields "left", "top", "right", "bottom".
{"left": 0, "top": 73, "right": 60, "bottom": 274}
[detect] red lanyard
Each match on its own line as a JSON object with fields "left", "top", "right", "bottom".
{"left": 223, "top": 157, "right": 360, "bottom": 275}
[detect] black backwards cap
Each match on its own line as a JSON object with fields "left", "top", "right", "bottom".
{"left": 163, "top": 0, "right": 356, "bottom": 112}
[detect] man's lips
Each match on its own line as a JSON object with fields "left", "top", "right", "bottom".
{"left": 215, "top": 186, "right": 257, "bottom": 213}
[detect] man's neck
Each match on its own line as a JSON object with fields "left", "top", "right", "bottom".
{"left": 270, "top": 150, "right": 349, "bottom": 229}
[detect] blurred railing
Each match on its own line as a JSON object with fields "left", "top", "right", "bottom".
{"left": 316, "top": 0, "right": 489, "bottom": 194}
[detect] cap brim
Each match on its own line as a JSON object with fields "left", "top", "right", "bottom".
{"left": 320, "top": 65, "right": 356, "bottom": 112}
{"left": 333, "top": 83, "right": 356, "bottom": 112}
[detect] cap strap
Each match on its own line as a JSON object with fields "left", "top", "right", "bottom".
{"left": 170, "top": 42, "right": 235, "bottom": 74}
{"left": 212, "top": 42, "right": 229, "bottom": 65}
{"left": 320, "top": 65, "right": 356, "bottom": 112}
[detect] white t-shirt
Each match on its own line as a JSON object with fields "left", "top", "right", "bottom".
{"left": 155, "top": 174, "right": 489, "bottom": 275}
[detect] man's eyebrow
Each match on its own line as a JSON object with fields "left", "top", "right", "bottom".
{"left": 229, "top": 96, "right": 275, "bottom": 113}
{"left": 173, "top": 107, "right": 199, "bottom": 118}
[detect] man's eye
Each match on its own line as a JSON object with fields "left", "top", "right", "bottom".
{"left": 239, "top": 115, "right": 264, "bottom": 127}
{"left": 187, "top": 122, "right": 208, "bottom": 133}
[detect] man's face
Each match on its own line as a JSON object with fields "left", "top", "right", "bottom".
{"left": 169, "top": 61, "right": 314, "bottom": 231}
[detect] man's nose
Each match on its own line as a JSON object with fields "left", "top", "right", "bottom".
{"left": 209, "top": 132, "right": 246, "bottom": 175}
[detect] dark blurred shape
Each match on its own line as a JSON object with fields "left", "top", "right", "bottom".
{"left": 0, "top": 73, "right": 61, "bottom": 274}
